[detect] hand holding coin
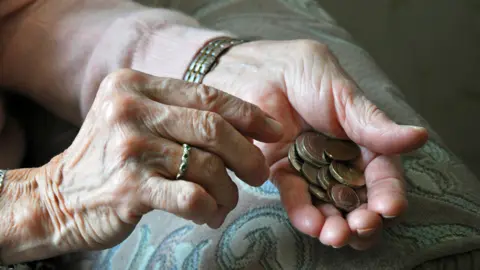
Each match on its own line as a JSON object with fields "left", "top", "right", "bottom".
{"left": 274, "top": 126, "right": 426, "bottom": 250}
{"left": 289, "top": 132, "right": 365, "bottom": 208}
{"left": 203, "top": 39, "right": 429, "bottom": 250}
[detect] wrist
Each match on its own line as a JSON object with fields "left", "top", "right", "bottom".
{"left": 0, "top": 164, "right": 62, "bottom": 265}
{"left": 80, "top": 15, "right": 234, "bottom": 120}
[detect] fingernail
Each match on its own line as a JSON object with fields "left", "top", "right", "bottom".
{"left": 331, "top": 244, "right": 346, "bottom": 249}
{"left": 404, "top": 125, "right": 425, "bottom": 131}
{"left": 357, "top": 228, "right": 376, "bottom": 239}
{"left": 265, "top": 117, "right": 283, "bottom": 135}
{"left": 383, "top": 215, "right": 396, "bottom": 219}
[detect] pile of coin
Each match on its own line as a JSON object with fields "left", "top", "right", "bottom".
{"left": 288, "top": 131, "right": 366, "bottom": 212}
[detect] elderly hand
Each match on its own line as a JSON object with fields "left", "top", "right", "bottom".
{"left": 204, "top": 40, "right": 429, "bottom": 250}
{"left": 7, "top": 69, "right": 283, "bottom": 257}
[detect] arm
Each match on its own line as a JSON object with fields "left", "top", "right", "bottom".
{"left": 0, "top": 0, "right": 233, "bottom": 264}
{"left": 0, "top": 0, "right": 231, "bottom": 124}
{"left": 0, "top": 167, "right": 59, "bottom": 265}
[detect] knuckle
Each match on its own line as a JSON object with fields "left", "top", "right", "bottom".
{"left": 153, "top": 77, "right": 180, "bottom": 95}
{"left": 115, "top": 135, "right": 146, "bottom": 162}
{"left": 194, "top": 84, "right": 222, "bottom": 109}
{"left": 295, "top": 39, "right": 329, "bottom": 55}
{"left": 177, "top": 184, "right": 207, "bottom": 212}
{"left": 196, "top": 111, "right": 225, "bottom": 144}
{"left": 110, "top": 170, "right": 139, "bottom": 199}
{"left": 200, "top": 153, "right": 225, "bottom": 177}
{"left": 105, "top": 94, "right": 141, "bottom": 124}
{"left": 100, "top": 69, "right": 141, "bottom": 93}
{"left": 146, "top": 182, "right": 169, "bottom": 209}
{"left": 236, "top": 101, "right": 262, "bottom": 128}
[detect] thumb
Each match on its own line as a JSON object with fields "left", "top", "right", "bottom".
{"left": 341, "top": 93, "right": 428, "bottom": 154}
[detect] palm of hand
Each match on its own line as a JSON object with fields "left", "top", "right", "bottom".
{"left": 204, "top": 40, "right": 428, "bottom": 249}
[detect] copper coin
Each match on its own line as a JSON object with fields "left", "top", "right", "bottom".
{"left": 295, "top": 133, "right": 317, "bottom": 166}
{"left": 330, "top": 184, "right": 360, "bottom": 212}
{"left": 317, "top": 166, "right": 337, "bottom": 190}
{"left": 324, "top": 139, "right": 360, "bottom": 161}
{"left": 288, "top": 144, "right": 303, "bottom": 173}
{"left": 309, "top": 185, "right": 331, "bottom": 203}
{"left": 329, "top": 161, "right": 366, "bottom": 188}
{"left": 296, "top": 132, "right": 329, "bottom": 167}
{"left": 301, "top": 163, "right": 320, "bottom": 186}
{"left": 322, "top": 151, "right": 333, "bottom": 164}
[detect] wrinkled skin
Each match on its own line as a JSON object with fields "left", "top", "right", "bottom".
{"left": 203, "top": 40, "right": 428, "bottom": 249}
{"left": 0, "top": 70, "right": 284, "bottom": 262}
{"left": 0, "top": 40, "right": 428, "bottom": 263}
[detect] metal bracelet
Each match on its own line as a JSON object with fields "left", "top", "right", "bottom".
{"left": 183, "top": 37, "right": 250, "bottom": 84}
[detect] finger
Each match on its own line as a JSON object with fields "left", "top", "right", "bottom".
{"left": 351, "top": 149, "right": 406, "bottom": 218}
{"left": 283, "top": 46, "right": 428, "bottom": 155}
{"left": 346, "top": 205, "right": 383, "bottom": 250}
{"left": 351, "top": 145, "right": 377, "bottom": 171}
{"left": 138, "top": 137, "right": 239, "bottom": 221}
{"left": 338, "top": 91, "right": 428, "bottom": 154}
{"left": 140, "top": 177, "right": 218, "bottom": 225}
{"left": 207, "top": 205, "right": 232, "bottom": 229}
{"left": 356, "top": 187, "right": 368, "bottom": 204}
{"left": 271, "top": 158, "right": 325, "bottom": 237}
{"left": 365, "top": 155, "right": 407, "bottom": 219}
{"left": 315, "top": 204, "right": 350, "bottom": 248}
{"left": 114, "top": 70, "right": 283, "bottom": 143}
{"left": 285, "top": 48, "right": 427, "bottom": 154}
{"left": 144, "top": 105, "right": 270, "bottom": 186}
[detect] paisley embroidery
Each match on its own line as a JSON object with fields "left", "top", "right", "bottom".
{"left": 385, "top": 223, "right": 480, "bottom": 249}
{"left": 92, "top": 244, "right": 122, "bottom": 270}
{"left": 403, "top": 141, "right": 480, "bottom": 214}
{"left": 92, "top": 225, "right": 210, "bottom": 270}
{"left": 216, "top": 204, "right": 315, "bottom": 270}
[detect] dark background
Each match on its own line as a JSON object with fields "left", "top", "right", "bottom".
{"left": 319, "top": 0, "right": 480, "bottom": 177}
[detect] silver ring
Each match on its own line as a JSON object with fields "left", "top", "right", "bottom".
{"left": 176, "top": 144, "right": 191, "bottom": 179}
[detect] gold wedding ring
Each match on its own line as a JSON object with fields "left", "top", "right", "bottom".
{"left": 176, "top": 144, "right": 191, "bottom": 180}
